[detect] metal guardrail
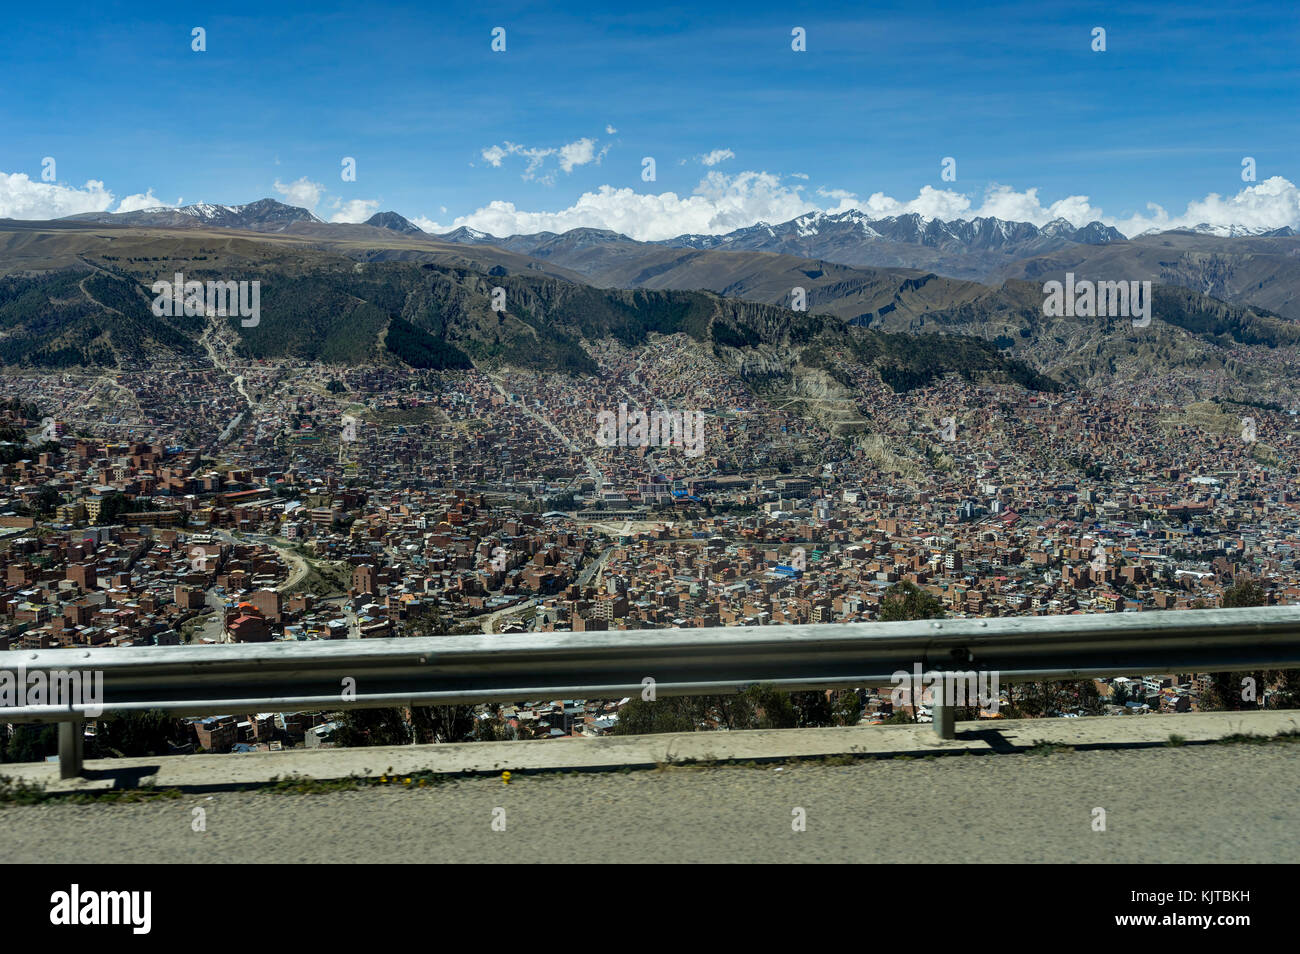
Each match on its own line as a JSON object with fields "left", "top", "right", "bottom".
{"left": 4, "top": 605, "right": 1300, "bottom": 777}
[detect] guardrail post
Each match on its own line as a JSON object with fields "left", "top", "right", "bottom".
{"left": 58, "top": 721, "right": 84, "bottom": 779}
{"left": 932, "top": 704, "right": 955, "bottom": 740}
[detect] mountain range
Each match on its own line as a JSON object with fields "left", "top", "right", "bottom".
{"left": 0, "top": 198, "right": 1296, "bottom": 413}
{"left": 64, "top": 198, "right": 325, "bottom": 233}
{"left": 54, "top": 200, "right": 1300, "bottom": 303}
{"left": 441, "top": 211, "right": 1125, "bottom": 282}
{"left": 62, "top": 199, "right": 431, "bottom": 238}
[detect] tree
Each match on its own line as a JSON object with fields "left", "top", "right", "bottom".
{"left": 705, "top": 693, "right": 755, "bottom": 731}
{"left": 409, "top": 705, "right": 478, "bottom": 744}
{"left": 1073, "top": 679, "right": 1105, "bottom": 716}
{"left": 403, "top": 612, "right": 449, "bottom": 638}
{"left": 1266, "top": 670, "right": 1300, "bottom": 710}
{"left": 4, "top": 724, "right": 58, "bottom": 763}
{"left": 790, "top": 690, "right": 834, "bottom": 727}
{"left": 34, "top": 485, "right": 61, "bottom": 515}
{"left": 613, "top": 686, "right": 827, "bottom": 735}
{"left": 1199, "top": 672, "right": 1248, "bottom": 712}
{"left": 543, "top": 492, "right": 577, "bottom": 511}
{"left": 611, "top": 697, "right": 696, "bottom": 735}
{"left": 91, "top": 710, "right": 190, "bottom": 758}
{"left": 1110, "top": 681, "right": 1131, "bottom": 707}
{"left": 1222, "top": 579, "right": 1265, "bottom": 609}
{"left": 95, "top": 494, "right": 120, "bottom": 524}
{"left": 875, "top": 583, "right": 946, "bottom": 722}
{"left": 1006, "top": 681, "right": 1074, "bottom": 718}
{"left": 328, "top": 704, "right": 506, "bottom": 746}
{"left": 329, "top": 708, "right": 412, "bottom": 747}
{"left": 878, "top": 582, "right": 946, "bottom": 622}
{"left": 471, "top": 704, "right": 512, "bottom": 742}
{"left": 96, "top": 492, "right": 130, "bottom": 525}
{"left": 1201, "top": 579, "right": 1270, "bottom": 711}
{"left": 471, "top": 716, "right": 512, "bottom": 742}
{"left": 1006, "top": 677, "right": 1105, "bottom": 718}
{"left": 833, "top": 690, "right": 862, "bottom": 726}
{"left": 741, "top": 683, "right": 797, "bottom": 729}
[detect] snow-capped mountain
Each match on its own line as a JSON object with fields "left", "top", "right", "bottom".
{"left": 1136, "top": 222, "right": 1298, "bottom": 239}
{"left": 63, "top": 198, "right": 323, "bottom": 232}
{"left": 432, "top": 226, "right": 638, "bottom": 260}
{"left": 433, "top": 210, "right": 1129, "bottom": 281}
{"left": 437, "top": 210, "right": 1125, "bottom": 260}
{"left": 655, "top": 211, "right": 1125, "bottom": 255}
{"left": 438, "top": 226, "right": 499, "bottom": 243}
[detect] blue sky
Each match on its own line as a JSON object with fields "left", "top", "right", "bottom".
{"left": 2, "top": 0, "right": 1299, "bottom": 237}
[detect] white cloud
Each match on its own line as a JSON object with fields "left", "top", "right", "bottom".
{"left": 480, "top": 142, "right": 554, "bottom": 180}
{"left": 0, "top": 173, "right": 115, "bottom": 220}
{"left": 850, "top": 184, "right": 1109, "bottom": 228}
{"left": 14, "top": 163, "right": 1300, "bottom": 245}
{"left": 846, "top": 178, "right": 1300, "bottom": 236}
{"left": 1114, "top": 176, "right": 1300, "bottom": 236}
{"left": 558, "top": 138, "right": 600, "bottom": 173}
{"left": 479, "top": 134, "right": 610, "bottom": 184}
{"left": 273, "top": 176, "right": 324, "bottom": 211}
{"left": 116, "top": 189, "right": 174, "bottom": 213}
{"left": 606, "top": 124, "right": 618, "bottom": 134}
{"left": 699, "top": 149, "right": 735, "bottom": 167}
{"left": 822, "top": 181, "right": 1111, "bottom": 228}
{"left": 815, "top": 187, "right": 860, "bottom": 208}
{"left": 419, "top": 173, "right": 1118, "bottom": 241}
{"left": 848, "top": 183, "right": 1109, "bottom": 227}
{"left": 517, "top": 147, "right": 554, "bottom": 181}
{"left": 420, "top": 171, "right": 822, "bottom": 240}
{"left": 329, "top": 198, "right": 382, "bottom": 223}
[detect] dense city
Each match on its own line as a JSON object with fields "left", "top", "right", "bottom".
{"left": 2, "top": 329, "right": 1296, "bottom": 756}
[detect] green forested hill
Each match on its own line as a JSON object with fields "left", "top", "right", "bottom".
{"left": 0, "top": 257, "right": 1057, "bottom": 398}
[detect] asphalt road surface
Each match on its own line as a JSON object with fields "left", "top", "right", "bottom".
{"left": 4, "top": 743, "right": 1297, "bottom": 863}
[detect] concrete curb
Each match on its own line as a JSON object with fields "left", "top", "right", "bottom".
{"left": 5, "top": 710, "right": 1298, "bottom": 793}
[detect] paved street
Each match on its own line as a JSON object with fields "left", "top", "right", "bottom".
{"left": 4, "top": 743, "right": 1296, "bottom": 863}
